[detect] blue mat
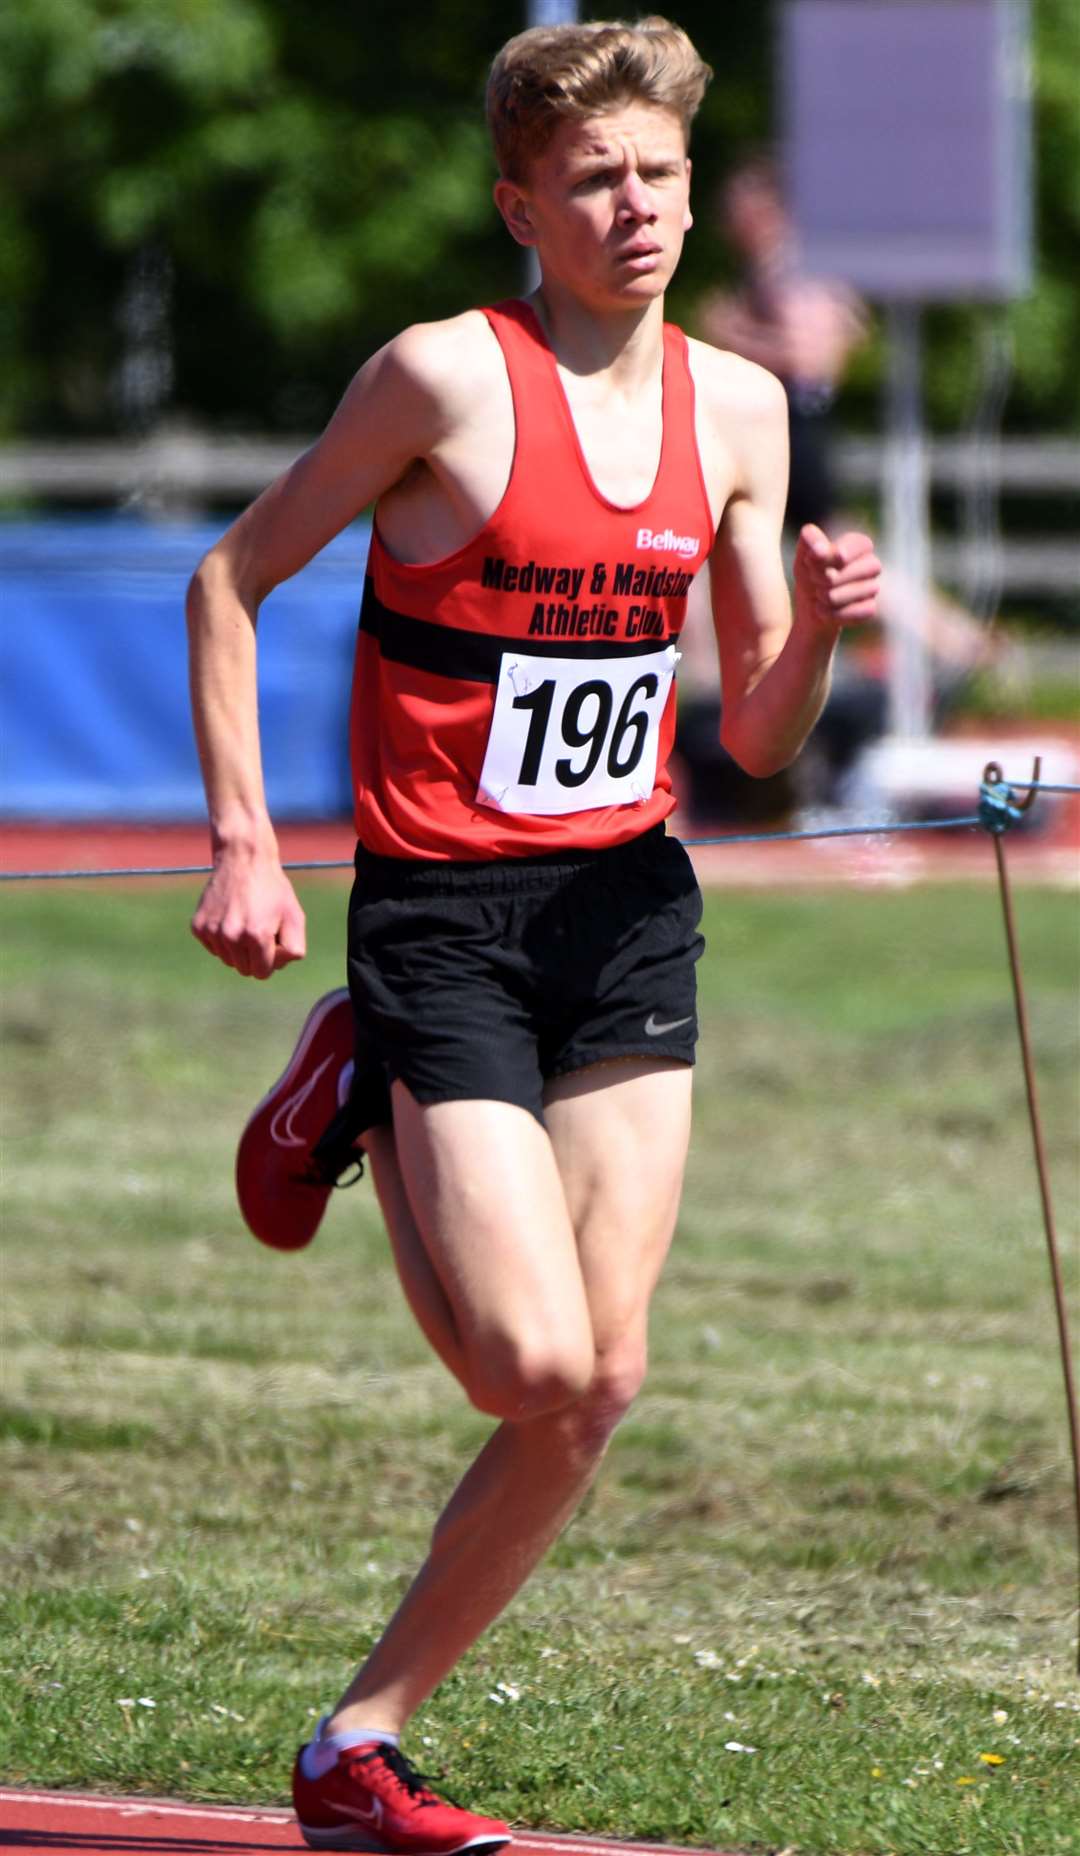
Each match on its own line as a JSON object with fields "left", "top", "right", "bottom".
{"left": 1, "top": 515, "right": 371, "bottom": 820}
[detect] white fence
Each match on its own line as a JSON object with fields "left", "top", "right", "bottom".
{"left": 2, "top": 433, "right": 1077, "bottom": 596}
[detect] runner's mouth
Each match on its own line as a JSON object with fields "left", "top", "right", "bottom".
{"left": 617, "top": 246, "right": 664, "bottom": 268}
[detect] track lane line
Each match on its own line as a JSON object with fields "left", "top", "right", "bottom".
{"left": 0, "top": 1789, "right": 736, "bottom": 1855}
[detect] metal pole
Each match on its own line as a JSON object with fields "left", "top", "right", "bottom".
{"left": 883, "top": 301, "right": 933, "bottom": 742}
{"left": 527, "top": 0, "right": 579, "bottom": 25}
{"left": 524, "top": 0, "right": 579, "bottom": 295}
{"left": 985, "top": 788, "right": 1080, "bottom": 1676}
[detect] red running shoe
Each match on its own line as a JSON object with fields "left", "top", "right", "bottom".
{"left": 292, "top": 1739, "right": 511, "bottom": 1854}
{"left": 236, "top": 989, "right": 363, "bottom": 1251}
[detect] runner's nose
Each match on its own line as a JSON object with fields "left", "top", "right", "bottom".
{"left": 617, "top": 172, "right": 657, "bottom": 223}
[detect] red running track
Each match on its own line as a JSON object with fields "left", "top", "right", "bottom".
{"left": 0, "top": 1790, "right": 742, "bottom": 1856}
{"left": 1, "top": 806, "right": 1077, "bottom": 888}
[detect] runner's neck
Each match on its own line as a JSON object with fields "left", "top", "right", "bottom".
{"left": 529, "top": 285, "right": 666, "bottom": 393}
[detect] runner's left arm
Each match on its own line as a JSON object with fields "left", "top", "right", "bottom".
{"left": 707, "top": 365, "right": 881, "bottom": 778}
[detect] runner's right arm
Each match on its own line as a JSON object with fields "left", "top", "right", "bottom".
{"left": 187, "top": 328, "right": 452, "bottom": 979}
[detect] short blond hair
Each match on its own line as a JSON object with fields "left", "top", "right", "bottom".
{"left": 487, "top": 16, "right": 712, "bottom": 182}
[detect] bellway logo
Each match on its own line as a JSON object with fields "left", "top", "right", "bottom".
{"left": 636, "top": 526, "right": 700, "bottom": 557}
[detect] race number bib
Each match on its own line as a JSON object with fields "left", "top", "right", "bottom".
{"left": 476, "top": 645, "right": 678, "bottom": 816}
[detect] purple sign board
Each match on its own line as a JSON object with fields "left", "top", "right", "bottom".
{"left": 781, "top": 0, "right": 1032, "bottom": 300}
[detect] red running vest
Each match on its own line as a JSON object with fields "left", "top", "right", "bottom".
{"left": 349, "top": 299, "right": 715, "bottom": 860}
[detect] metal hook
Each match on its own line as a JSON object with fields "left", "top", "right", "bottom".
{"left": 984, "top": 756, "right": 1042, "bottom": 809}
{"left": 1015, "top": 754, "right": 1043, "bottom": 815}
{"left": 979, "top": 756, "right": 1042, "bottom": 835}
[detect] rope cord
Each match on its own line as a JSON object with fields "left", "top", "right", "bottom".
{"left": 1006, "top": 781, "right": 1080, "bottom": 795}
{"left": 0, "top": 810, "right": 990, "bottom": 881}
{"left": 1, "top": 773, "right": 1073, "bottom": 883}
{"left": 0, "top": 860, "right": 353, "bottom": 883}
{"left": 680, "top": 814, "right": 981, "bottom": 847}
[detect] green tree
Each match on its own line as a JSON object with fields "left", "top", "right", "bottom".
{"left": 0, "top": 0, "right": 514, "bottom": 433}
{"left": 0, "top": 0, "right": 1075, "bottom": 439}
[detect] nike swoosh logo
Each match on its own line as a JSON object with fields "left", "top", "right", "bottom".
{"left": 644, "top": 1013, "right": 693, "bottom": 1037}
{"left": 329, "top": 1798, "right": 383, "bottom": 1828}
{"left": 269, "top": 1055, "right": 335, "bottom": 1148}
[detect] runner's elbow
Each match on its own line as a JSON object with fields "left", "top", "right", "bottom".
{"left": 187, "top": 546, "right": 227, "bottom": 622}
{"left": 186, "top": 543, "right": 260, "bottom": 632}
{"left": 719, "top": 717, "right": 793, "bottom": 780}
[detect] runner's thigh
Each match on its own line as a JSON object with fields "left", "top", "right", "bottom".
{"left": 543, "top": 1058, "right": 693, "bottom": 1357}
{"left": 389, "top": 1083, "right": 596, "bottom": 1409}
{"left": 362, "top": 1125, "right": 464, "bottom": 1384}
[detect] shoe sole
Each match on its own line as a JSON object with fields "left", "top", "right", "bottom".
{"left": 241, "top": 988, "right": 353, "bottom": 1138}
{"left": 298, "top": 1828, "right": 510, "bottom": 1854}
{"left": 236, "top": 988, "right": 355, "bottom": 1249}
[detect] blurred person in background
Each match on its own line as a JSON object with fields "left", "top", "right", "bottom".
{"left": 679, "top": 154, "right": 993, "bottom": 823}
{"left": 678, "top": 154, "right": 872, "bottom": 820}
{"left": 698, "top": 153, "right": 868, "bottom": 533}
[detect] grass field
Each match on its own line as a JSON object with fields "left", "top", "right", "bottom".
{"left": 2, "top": 877, "right": 1079, "bottom": 1856}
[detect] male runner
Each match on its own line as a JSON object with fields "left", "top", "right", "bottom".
{"left": 187, "top": 18, "right": 881, "bottom": 1851}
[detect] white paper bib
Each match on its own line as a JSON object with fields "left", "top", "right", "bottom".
{"left": 476, "top": 644, "right": 678, "bottom": 816}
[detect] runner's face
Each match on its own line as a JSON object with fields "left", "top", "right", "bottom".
{"left": 500, "top": 103, "right": 692, "bottom": 307}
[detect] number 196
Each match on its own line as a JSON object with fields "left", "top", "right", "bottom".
{"left": 512, "top": 673, "right": 659, "bottom": 788}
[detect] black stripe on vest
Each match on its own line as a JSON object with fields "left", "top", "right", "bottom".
{"left": 358, "top": 580, "right": 674, "bottom": 686}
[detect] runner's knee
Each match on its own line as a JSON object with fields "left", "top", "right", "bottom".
{"left": 585, "top": 1351, "right": 647, "bottom": 1437}
{"left": 545, "top": 1347, "right": 648, "bottom": 1459}
{"left": 464, "top": 1329, "right": 596, "bottom": 1422}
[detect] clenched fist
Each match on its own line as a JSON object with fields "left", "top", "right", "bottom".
{"left": 794, "top": 524, "right": 882, "bottom": 633}
{"left": 191, "top": 853, "right": 307, "bottom": 981}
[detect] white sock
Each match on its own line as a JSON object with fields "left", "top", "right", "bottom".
{"left": 301, "top": 1714, "right": 400, "bottom": 1780}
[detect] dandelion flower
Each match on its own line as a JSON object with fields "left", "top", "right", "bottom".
{"left": 979, "top": 1752, "right": 1005, "bottom": 1766}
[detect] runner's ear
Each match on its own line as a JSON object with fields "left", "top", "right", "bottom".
{"left": 494, "top": 178, "right": 537, "bottom": 248}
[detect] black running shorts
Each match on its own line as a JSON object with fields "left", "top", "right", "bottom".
{"left": 344, "top": 824, "right": 704, "bottom": 1128}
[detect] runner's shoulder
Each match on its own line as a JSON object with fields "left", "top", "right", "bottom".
{"left": 367, "top": 311, "right": 504, "bottom": 431}
{"left": 685, "top": 336, "right": 788, "bottom": 428}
